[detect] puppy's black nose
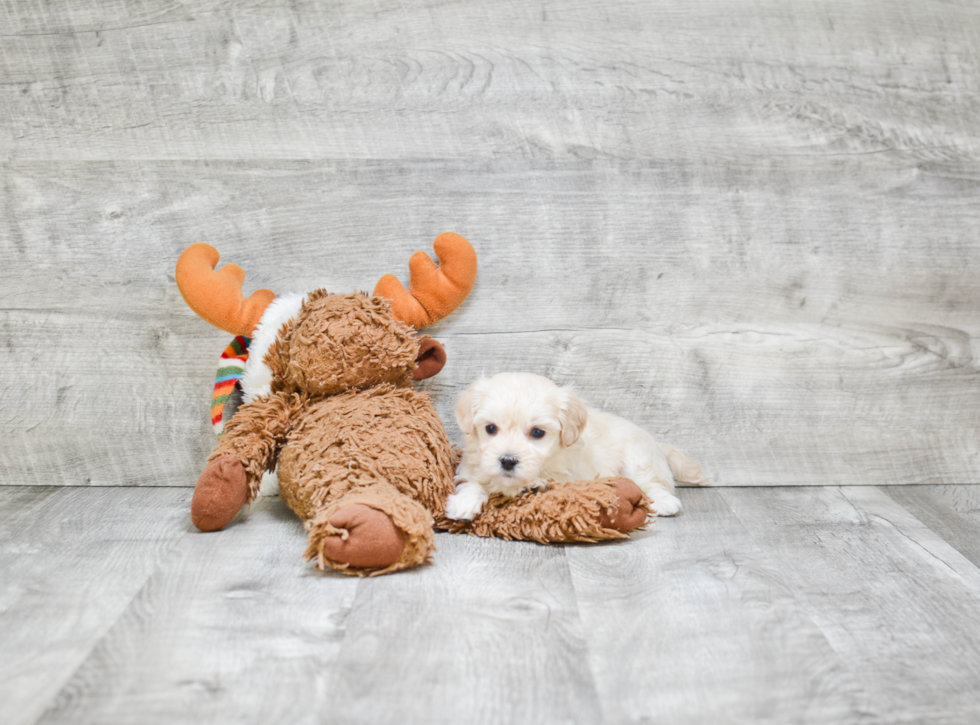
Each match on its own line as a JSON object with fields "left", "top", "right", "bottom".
{"left": 500, "top": 455, "right": 518, "bottom": 472}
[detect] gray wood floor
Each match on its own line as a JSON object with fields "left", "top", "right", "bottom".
{"left": 2, "top": 484, "right": 980, "bottom": 725}
{"left": 3, "top": 2, "right": 980, "bottom": 721}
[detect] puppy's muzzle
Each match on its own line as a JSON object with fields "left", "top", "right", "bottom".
{"left": 499, "top": 455, "right": 519, "bottom": 472}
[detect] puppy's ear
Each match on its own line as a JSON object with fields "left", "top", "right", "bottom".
{"left": 559, "top": 388, "right": 588, "bottom": 447}
{"left": 455, "top": 379, "right": 485, "bottom": 436}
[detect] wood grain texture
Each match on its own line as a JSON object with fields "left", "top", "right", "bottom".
{"left": 567, "top": 488, "right": 862, "bottom": 724}
{"left": 0, "top": 486, "right": 190, "bottom": 725}
{"left": 3, "top": 158, "right": 979, "bottom": 486}
{"left": 33, "top": 496, "right": 361, "bottom": 725}
{"left": 721, "top": 486, "right": 980, "bottom": 723}
{"left": 3, "top": 0, "right": 980, "bottom": 488}
{"left": 883, "top": 484, "right": 980, "bottom": 569}
{"left": 1, "top": 1, "right": 978, "bottom": 162}
{"left": 9, "top": 485, "right": 980, "bottom": 724}
{"left": 321, "top": 533, "right": 601, "bottom": 724}
{"left": 34, "top": 496, "right": 601, "bottom": 725}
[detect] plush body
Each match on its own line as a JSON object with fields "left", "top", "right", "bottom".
{"left": 447, "top": 372, "right": 705, "bottom": 522}
{"left": 179, "top": 235, "right": 651, "bottom": 576}
{"left": 213, "top": 381, "right": 456, "bottom": 574}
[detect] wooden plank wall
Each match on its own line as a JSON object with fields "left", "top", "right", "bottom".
{"left": 1, "top": 0, "right": 978, "bottom": 487}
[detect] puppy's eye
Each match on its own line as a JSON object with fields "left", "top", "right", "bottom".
{"left": 485, "top": 424, "right": 498, "bottom": 435}
{"left": 530, "top": 428, "right": 546, "bottom": 439}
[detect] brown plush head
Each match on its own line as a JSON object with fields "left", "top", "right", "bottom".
{"left": 176, "top": 233, "right": 475, "bottom": 396}
{"left": 265, "top": 290, "right": 439, "bottom": 396}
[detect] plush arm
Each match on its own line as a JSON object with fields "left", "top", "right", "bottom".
{"left": 209, "top": 392, "right": 303, "bottom": 496}
{"left": 192, "top": 392, "right": 303, "bottom": 532}
{"left": 439, "top": 477, "right": 650, "bottom": 543}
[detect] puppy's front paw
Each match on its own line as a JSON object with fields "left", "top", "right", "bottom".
{"left": 648, "top": 490, "right": 682, "bottom": 517}
{"left": 527, "top": 478, "right": 550, "bottom": 492}
{"left": 445, "top": 494, "right": 483, "bottom": 521}
{"left": 445, "top": 483, "right": 489, "bottom": 521}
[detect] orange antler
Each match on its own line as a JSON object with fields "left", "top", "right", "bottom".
{"left": 374, "top": 233, "right": 477, "bottom": 328}
{"left": 175, "top": 244, "right": 276, "bottom": 337}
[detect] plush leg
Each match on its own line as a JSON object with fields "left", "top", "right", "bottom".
{"left": 304, "top": 482, "right": 436, "bottom": 576}
{"left": 442, "top": 476, "right": 650, "bottom": 543}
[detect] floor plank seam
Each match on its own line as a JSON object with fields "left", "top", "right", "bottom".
{"left": 713, "top": 486, "right": 876, "bottom": 719}
{"left": 29, "top": 524, "right": 196, "bottom": 725}
{"left": 559, "top": 547, "right": 610, "bottom": 725}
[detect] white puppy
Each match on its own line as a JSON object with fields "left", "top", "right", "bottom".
{"left": 445, "top": 372, "right": 706, "bottom": 521}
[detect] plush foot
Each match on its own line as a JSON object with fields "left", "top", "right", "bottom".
{"left": 320, "top": 504, "right": 406, "bottom": 570}
{"left": 192, "top": 455, "right": 249, "bottom": 532}
{"left": 599, "top": 478, "right": 651, "bottom": 531}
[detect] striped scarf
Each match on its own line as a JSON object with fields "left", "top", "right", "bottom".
{"left": 211, "top": 335, "right": 250, "bottom": 436}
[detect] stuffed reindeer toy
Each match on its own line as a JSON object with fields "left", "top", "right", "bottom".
{"left": 177, "top": 234, "right": 649, "bottom": 576}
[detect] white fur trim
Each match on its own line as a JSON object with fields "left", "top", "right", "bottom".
{"left": 258, "top": 469, "right": 281, "bottom": 497}
{"left": 241, "top": 292, "right": 306, "bottom": 402}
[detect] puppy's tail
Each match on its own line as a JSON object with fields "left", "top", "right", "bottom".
{"left": 661, "top": 444, "right": 707, "bottom": 485}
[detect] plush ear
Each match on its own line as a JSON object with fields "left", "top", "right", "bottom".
{"left": 412, "top": 338, "right": 447, "bottom": 380}
{"left": 455, "top": 378, "right": 486, "bottom": 436}
{"left": 559, "top": 389, "right": 588, "bottom": 447}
